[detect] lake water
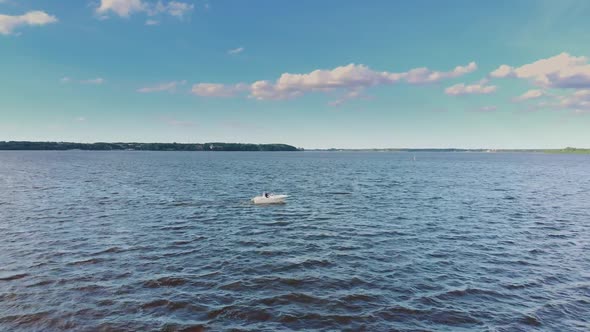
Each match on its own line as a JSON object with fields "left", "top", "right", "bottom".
{"left": 1, "top": 151, "right": 589, "bottom": 331}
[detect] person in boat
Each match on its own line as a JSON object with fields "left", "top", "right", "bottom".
{"left": 264, "top": 192, "right": 270, "bottom": 198}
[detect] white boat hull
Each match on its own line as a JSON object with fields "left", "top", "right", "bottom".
{"left": 252, "top": 195, "right": 288, "bottom": 204}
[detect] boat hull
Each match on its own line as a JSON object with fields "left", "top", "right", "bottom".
{"left": 252, "top": 195, "right": 288, "bottom": 204}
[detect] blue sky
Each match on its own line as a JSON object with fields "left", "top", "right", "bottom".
{"left": 1, "top": 0, "right": 590, "bottom": 148}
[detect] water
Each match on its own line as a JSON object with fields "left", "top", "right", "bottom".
{"left": 1, "top": 151, "right": 589, "bottom": 331}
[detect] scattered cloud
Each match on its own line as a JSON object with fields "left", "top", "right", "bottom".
{"left": 328, "top": 88, "right": 373, "bottom": 107}
{"left": 192, "top": 61, "right": 477, "bottom": 101}
{"left": 538, "top": 89, "right": 590, "bottom": 113}
{"left": 96, "top": 0, "right": 144, "bottom": 17}
{"left": 76, "top": 117, "right": 87, "bottom": 122}
{"left": 513, "top": 89, "right": 545, "bottom": 102}
{"left": 191, "top": 83, "right": 249, "bottom": 97}
{"left": 145, "top": 19, "right": 159, "bottom": 25}
{"left": 490, "top": 52, "right": 590, "bottom": 89}
{"left": 0, "top": 10, "right": 58, "bottom": 35}
{"left": 164, "top": 1, "right": 194, "bottom": 18}
{"left": 81, "top": 78, "right": 105, "bottom": 84}
{"left": 96, "top": 0, "right": 194, "bottom": 20}
{"left": 228, "top": 47, "right": 244, "bottom": 55}
{"left": 137, "top": 80, "right": 186, "bottom": 93}
{"left": 62, "top": 77, "right": 106, "bottom": 85}
{"left": 445, "top": 79, "right": 497, "bottom": 96}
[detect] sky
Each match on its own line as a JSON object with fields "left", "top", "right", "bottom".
{"left": 1, "top": 0, "right": 590, "bottom": 149}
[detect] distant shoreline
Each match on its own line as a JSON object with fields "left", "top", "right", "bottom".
{"left": 306, "top": 147, "right": 590, "bottom": 154}
{"left": 0, "top": 141, "right": 300, "bottom": 152}
{"left": 1, "top": 142, "right": 589, "bottom": 154}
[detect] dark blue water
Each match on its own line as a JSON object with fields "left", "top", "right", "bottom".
{"left": 1, "top": 151, "right": 589, "bottom": 331}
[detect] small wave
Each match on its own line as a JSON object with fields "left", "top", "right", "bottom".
{"left": 140, "top": 299, "right": 200, "bottom": 311}
{"left": 171, "top": 240, "right": 192, "bottom": 246}
{"left": 206, "top": 305, "right": 272, "bottom": 322}
{"left": 0, "top": 311, "right": 52, "bottom": 325}
{"left": 26, "top": 280, "right": 54, "bottom": 287}
{"left": 276, "top": 258, "right": 332, "bottom": 271}
{"left": 339, "top": 293, "right": 382, "bottom": 303}
{"left": 0, "top": 273, "right": 29, "bottom": 281}
{"left": 435, "top": 287, "right": 505, "bottom": 300}
{"left": 259, "top": 221, "right": 291, "bottom": 227}
{"left": 67, "top": 258, "right": 107, "bottom": 266}
{"left": 260, "top": 293, "right": 330, "bottom": 306}
{"left": 160, "top": 323, "right": 206, "bottom": 332}
{"left": 501, "top": 281, "right": 540, "bottom": 290}
{"left": 143, "top": 276, "right": 189, "bottom": 288}
{"left": 93, "top": 246, "right": 124, "bottom": 255}
{"left": 277, "top": 313, "right": 359, "bottom": 325}
{"left": 520, "top": 314, "right": 542, "bottom": 326}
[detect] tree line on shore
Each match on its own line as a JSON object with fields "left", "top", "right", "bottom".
{"left": 0, "top": 141, "right": 300, "bottom": 151}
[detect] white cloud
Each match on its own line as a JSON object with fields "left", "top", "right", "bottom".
{"left": 228, "top": 47, "right": 244, "bottom": 55}
{"left": 513, "top": 89, "right": 544, "bottom": 102}
{"left": 81, "top": 78, "right": 105, "bottom": 84}
{"left": 137, "top": 80, "right": 186, "bottom": 93}
{"left": 192, "top": 61, "right": 477, "bottom": 101}
{"left": 489, "top": 65, "right": 514, "bottom": 78}
{"left": 60, "top": 77, "right": 71, "bottom": 83}
{"left": 404, "top": 62, "right": 477, "bottom": 84}
{"left": 554, "top": 90, "right": 590, "bottom": 113}
{"left": 191, "top": 83, "right": 248, "bottom": 97}
{"left": 445, "top": 80, "right": 497, "bottom": 96}
{"left": 96, "top": 0, "right": 194, "bottom": 19}
{"left": 97, "top": 0, "right": 144, "bottom": 17}
{"left": 490, "top": 53, "right": 590, "bottom": 88}
{"left": 0, "top": 11, "right": 58, "bottom": 35}
{"left": 165, "top": 1, "right": 194, "bottom": 17}
{"left": 145, "top": 19, "right": 159, "bottom": 25}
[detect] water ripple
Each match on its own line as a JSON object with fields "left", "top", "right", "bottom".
{"left": 1, "top": 151, "right": 589, "bottom": 331}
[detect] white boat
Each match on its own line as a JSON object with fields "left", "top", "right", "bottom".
{"left": 252, "top": 194, "right": 288, "bottom": 204}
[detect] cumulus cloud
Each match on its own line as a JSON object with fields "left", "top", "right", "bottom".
{"left": 192, "top": 61, "right": 477, "bottom": 102}
{"left": 137, "top": 80, "right": 186, "bottom": 93}
{"left": 191, "top": 83, "right": 249, "bottom": 97}
{"left": 489, "top": 53, "right": 590, "bottom": 89}
{"left": 0, "top": 10, "right": 58, "bottom": 35}
{"left": 96, "top": 0, "right": 194, "bottom": 19}
{"left": 97, "top": 0, "right": 144, "bottom": 17}
{"left": 513, "top": 89, "right": 545, "bottom": 102}
{"left": 445, "top": 79, "right": 497, "bottom": 96}
{"left": 553, "top": 90, "right": 590, "bottom": 113}
{"left": 228, "top": 47, "right": 244, "bottom": 55}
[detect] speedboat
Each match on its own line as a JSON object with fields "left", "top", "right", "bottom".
{"left": 252, "top": 194, "right": 288, "bottom": 204}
